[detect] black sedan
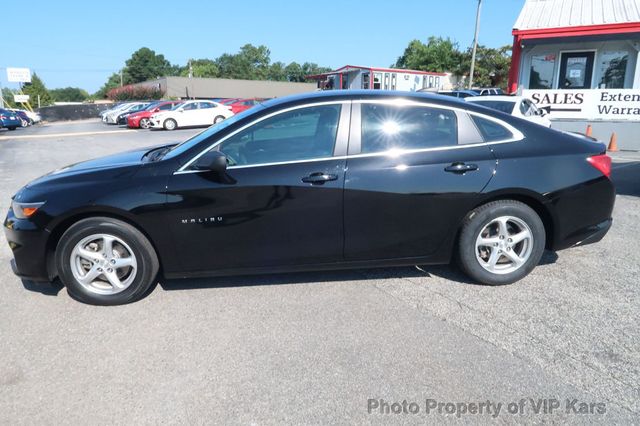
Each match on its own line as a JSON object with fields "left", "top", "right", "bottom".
{"left": 4, "top": 91, "right": 615, "bottom": 305}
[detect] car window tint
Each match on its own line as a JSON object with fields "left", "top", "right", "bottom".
{"left": 182, "top": 103, "right": 198, "bottom": 111}
{"left": 159, "top": 104, "right": 172, "bottom": 110}
{"left": 218, "top": 104, "right": 341, "bottom": 166}
{"left": 471, "top": 115, "right": 514, "bottom": 142}
{"left": 360, "top": 104, "right": 458, "bottom": 153}
{"left": 200, "top": 102, "right": 213, "bottom": 109}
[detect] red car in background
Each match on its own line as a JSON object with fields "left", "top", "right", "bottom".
{"left": 127, "top": 101, "right": 183, "bottom": 129}
{"left": 225, "top": 98, "right": 264, "bottom": 114}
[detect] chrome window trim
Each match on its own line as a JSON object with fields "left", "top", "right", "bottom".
{"left": 174, "top": 98, "right": 524, "bottom": 175}
{"left": 175, "top": 100, "right": 350, "bottom": 174}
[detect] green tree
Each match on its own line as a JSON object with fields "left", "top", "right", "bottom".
{"left": 459, "top": 45, "right": 512, "bottom": 89}
{"left": 22, "top": 73, "right": 54, "bottom": 107}
{"left": 267, "top": 61, "right": 287, "bottom": 81}
{"left": 50, "top": 87, "right": 90, "bottom": 102}
{"left": 216, "top": 44, "right": 271, "bottom": 80}
{"left": 125, "top": 47, "right": 175, "bottom": 83}
{"left": 285, "top": 62, "right": 305, "bottom": 82}
{"left": 1, "top": 88, "right": 17, "bottom": 108}
{"left": 394, "top": 37, "right": 463, "bottom": 73}
{"left": 180, "top": 59, "right": 219, "bottom": 78}
{"left": 94, "top": 72, "right": 122, "bottom": 99}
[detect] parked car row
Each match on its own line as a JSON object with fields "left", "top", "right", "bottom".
{"left": 0, "top": 108, "right": 41, "bottom": 130}
{"left": 99, "top": 98, "right": 265, "bottom": 131}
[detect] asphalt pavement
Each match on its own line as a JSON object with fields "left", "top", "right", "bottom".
{"left": 0, "top": 120, "right": 638, "bottom": 424}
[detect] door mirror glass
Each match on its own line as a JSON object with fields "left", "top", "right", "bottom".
{"left": 192, "top": 150, "right": 228, "bottom": 173}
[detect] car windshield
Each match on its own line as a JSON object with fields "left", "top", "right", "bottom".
{"left": 471, "top": 100, "right": 516, "bottom": 114}
{"left": 161, "top": 104, "right": 267, "bottom": 160}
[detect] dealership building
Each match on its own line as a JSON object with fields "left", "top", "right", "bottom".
{"left": 508, "top": 0, "right": 640, "bottom": 149}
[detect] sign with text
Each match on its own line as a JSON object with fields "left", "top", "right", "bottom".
{"left": 13, "top": 94, "right": 30, "bottom": 103}
{"left": 523, "top": 89, "right": 640, "bottom": 121}
{"left": 6, "top": 68, "right": 32, "bottom": 83}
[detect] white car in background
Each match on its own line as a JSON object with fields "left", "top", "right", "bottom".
{"left": 9, "top": 108, "right": 41, "bottom": 124}
{"left": 100, "top": 103, "right": 132, "bottom": 122}
{"left": 149, "top": 100, "right": 233, "bottom": 130}
{"left": 466, "top": 96, "right": 551, "bottom": 127}
{"left": 104, "top": 102, "right": 148, "bottom": 124}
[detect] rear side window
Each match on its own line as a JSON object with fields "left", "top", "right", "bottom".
{"left": 471, "top": 115, "right": 514, "bottom": 142}
{"left": 361, "top": 104, "right": 458, "bottom": 153}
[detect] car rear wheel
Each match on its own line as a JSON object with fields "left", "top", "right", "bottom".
{"left": 457, "top": 200, "right": 545, "bottom": 285}
{"left": 139, "top": 118, "right": 150, "bottom": 129}
{"left": 55, "top": 217, "right": 159, "bottom": 305}
{"left": 8, "top": 127, "right": 16, "bottom": 131}
{"left": 214, "top": 115, "right": 225, "bottom": 124}
{"left": 163, "top": 118, "right": 177, "bottom": 130}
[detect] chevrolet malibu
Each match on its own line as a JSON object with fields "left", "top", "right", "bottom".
{"left": 4, "top": 91, "right": 615, "bottom": 305}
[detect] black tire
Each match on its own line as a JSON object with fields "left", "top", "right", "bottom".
{"left": 55, "top": 217, "right": 159, "bottom": 305}
{"left": 457, "top": 200, "right": 545, "bottom": 286}
{"left": 163, "top": 118, "right": 177, "bottom": 130}
{"left": 8, "top": 127, "right": 16, "bottom": 131}
{"left": 214, "top": 115, "right": 225, "bottom": 124}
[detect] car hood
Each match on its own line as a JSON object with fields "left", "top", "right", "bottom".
{"left": 25, "top": 146, "right": 156, "bottom": 188}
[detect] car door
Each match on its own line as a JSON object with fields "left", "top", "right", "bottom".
{"left": 165, "top": 101, "right": 350, "bottom": 273}
{"left": 178, "top": 102, "right": 199, "bottom": 126}
{"left": 196, "top": 102, "right": 216, "bottom": 125}
{"left": 343, "top": 101, "right": 500, "bottom": 261}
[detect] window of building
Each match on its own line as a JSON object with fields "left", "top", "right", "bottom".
{"left": 528, "top": 54, "right": 556, "bottom": 89}
{"left": 373, "top": 73, "right": 382, "bottom": 90}
{"left": 362, "top": 73, "right": 370, "bottom": 89}
{"left": 360, "top": 104, "right": 458, "bottom": 153}
{"left": 598, "top": 51, "right": 628, "bottom": 89}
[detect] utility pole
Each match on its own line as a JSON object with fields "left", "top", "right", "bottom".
{"left": 468, "top": 0, "right": 482, "bottom": 89}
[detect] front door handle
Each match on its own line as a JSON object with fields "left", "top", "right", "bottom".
{"left": 302, "top": 172, "right": 338, "bottom": 184}
{"left": 444, "top": 162, "right": 478, "bottom": 174}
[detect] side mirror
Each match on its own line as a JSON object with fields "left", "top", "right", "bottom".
{"left": 192, "top": 150, "right": 227, "bottom": 173}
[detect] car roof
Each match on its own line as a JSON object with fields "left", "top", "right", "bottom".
{"left": 261, "top": 89, "right": 472, "bottom": 108}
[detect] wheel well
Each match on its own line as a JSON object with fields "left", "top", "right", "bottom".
{"left": 45, "top": 212, "right": 163, "bottom": 280}
{"left": 469, "top": 195, "right": 555, "bottom": 249}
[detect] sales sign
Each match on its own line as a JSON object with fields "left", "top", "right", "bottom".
{"left": 6, "top": 68, "right": 32, "bottom": 83}
{"left": 523, "top": 89, "right": 640, "bottom": 121}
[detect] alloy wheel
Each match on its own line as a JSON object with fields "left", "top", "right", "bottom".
{"left": 475, "top": 216, "right": 533, "bottom": 275}
{"left": 69, "top": 234, "right": 138, "bottom": 295}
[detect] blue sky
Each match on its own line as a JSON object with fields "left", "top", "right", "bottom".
{"left": 2, "top": 0, "right": 524, "bottom": 93}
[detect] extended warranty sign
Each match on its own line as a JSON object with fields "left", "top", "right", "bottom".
{"left": 367, "top": 398, "right": 606, "bottom": 418}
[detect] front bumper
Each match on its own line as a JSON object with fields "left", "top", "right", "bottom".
{"left": 4, "top": 210, "right": 51, "bottom": 282}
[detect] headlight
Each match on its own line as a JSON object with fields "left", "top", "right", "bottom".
{"left": 11, "top": 200, "right": 45, "bottom": 219}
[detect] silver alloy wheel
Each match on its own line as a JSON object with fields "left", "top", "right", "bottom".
{"left": 164, "top": 119, "right": 176, "bottom": 130}
{"left": 475, "top": 215, "right": 533, "bottom": 275}
{"left": 69, "top": 233, "right": 138, "bottom": 295}
{"left": 139, "top": 118, "right": 150, "bottom": 129}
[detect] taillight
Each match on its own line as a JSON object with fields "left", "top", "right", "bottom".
{"left": 587, "top": 154, "right": 612, "bottom": 178}
{"left": 0, "top": 115, "right": 6, "bottom": 120}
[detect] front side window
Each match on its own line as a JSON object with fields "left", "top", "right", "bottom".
{"left": 598, "top": 51, "right": 628, "bottom": 89}
{"left": 199, "top": 102, "right": 214, "bottom": 109}
{"left": 529, "top": 54, "right": 556, "bottom": 89}
{"left": 218, "top": 104, "right": 341, "bottom": 166}
{"left": 182, "top": 103, "right": 198, "bottom": 111}
{"left": 360, "top": 104, "right": 458, "bottom": 153}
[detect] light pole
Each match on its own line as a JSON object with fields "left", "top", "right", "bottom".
{"left": 468, "top": 0, "right": 482, "bottom": 89}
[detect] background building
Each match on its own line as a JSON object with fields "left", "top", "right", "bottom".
{"left": 307, "top": 65, "right": 455, "bottom": 92}
{"left": 133, "top": 76, "right": 316, "bottom": 100}
{"left": 508, "top": 0, "right": 640, "bottom": 149}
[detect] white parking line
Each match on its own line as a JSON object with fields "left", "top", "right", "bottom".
{"left": 0, "top": 129, "right": 137, "bottom": 141}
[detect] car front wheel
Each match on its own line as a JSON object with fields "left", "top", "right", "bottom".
{"left": 55, "top": 217, "right": 159, "bottom": 305}
{"left": 139, "top": 118, "right": 150, "bottom": 129}
{"left": 457, "top": 200, "right": 545, "bottom": 285}
{"left": 163, "top": 118, "right": 177, "bottom": 130}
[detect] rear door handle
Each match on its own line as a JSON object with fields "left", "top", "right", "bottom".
{"left": 302, "top": 172, "right": 338, "bottom": 184}
{"left": 444, "top": 162, "right": 478, "bottom": 174}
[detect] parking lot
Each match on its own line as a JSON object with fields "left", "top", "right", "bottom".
{"left": 0, "top": 120, "right": 639, "bottom": 424}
